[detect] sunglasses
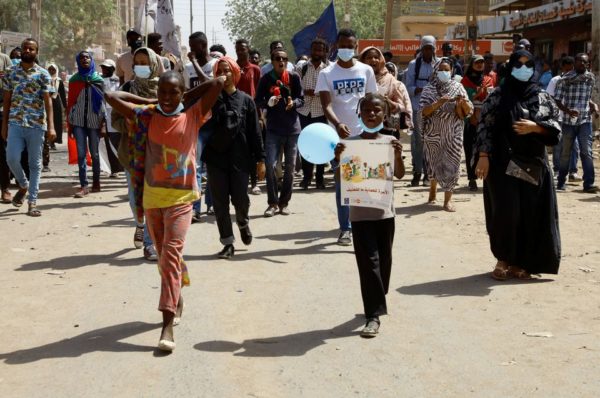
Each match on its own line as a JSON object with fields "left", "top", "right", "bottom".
{"left": 274, "top": 56, "right": 288, "bottom": 62}
{"left": 514, "top": 60, "right": 535, "bottom": 69}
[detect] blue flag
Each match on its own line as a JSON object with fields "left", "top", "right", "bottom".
{"left": 291, "top": 1, "right": 338, "bottom": 61}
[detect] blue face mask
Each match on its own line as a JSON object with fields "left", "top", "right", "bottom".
{"left": 511, "top": 65, "right": 534, "bottom": 82}
{"left": 359, "top": 118, "right": 384, "bottom": 134}
{"left": 11, "top": 58, "right": 19, "bottom": 66}
{"left": 156, "top": 102, "right": 184, "bottom": 116}
{"left": 337, "top": 48, "right": 355, "bottom": 62}
{"left": 134, "top": 65, "right": 151, "bottom": 79}
{"left": 437, "top": 70, "right": 451, "bottom": 83}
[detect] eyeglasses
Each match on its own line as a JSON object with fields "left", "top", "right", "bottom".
{"left": 274, "top": 56, "right": 288, "bottom": 62}
{"left": 514, "top": 60, "right": 535, "bottom": 69}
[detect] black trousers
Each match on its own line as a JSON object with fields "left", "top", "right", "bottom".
{"left": 43, "top": 138, "right": 50, "bottom": 167}
{"left": 0, "top": 135, "right": 9, "bottom": 191}
{"left": 207, "top": 164, "right": 250, "bottom": 245}
{"left": 298, "top": 113, "right": 326, "bottom": 185}
{"left": 105, "top": 132, "right": 123, "bottom": 174}
{"left": 464, "top": 122, "right": 477, "bottom": 181}
{"left": 351, "top": 217, "right": 395, "bottom": 318}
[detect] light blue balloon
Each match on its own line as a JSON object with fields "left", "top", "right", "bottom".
{"left": 298, "top": 123, "right": 339, "bottom": 164}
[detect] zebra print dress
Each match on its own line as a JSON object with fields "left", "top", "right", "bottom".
{"left": 420, "top": 80, "right": 471, "bottom": 192}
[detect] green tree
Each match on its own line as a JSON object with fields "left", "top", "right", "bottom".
{"left": 222, "top": 0, "right": 385, "bottom": 60}
{"left": 0, "top": 0, "right": 119, "bottom": 70}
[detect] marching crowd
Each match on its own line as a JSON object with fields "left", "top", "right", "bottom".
{"left": 0, "top": 25, "right": 597, "bottom": 350}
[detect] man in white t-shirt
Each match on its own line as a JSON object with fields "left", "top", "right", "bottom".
{"left": 315, "top": 28, "right": 377, "bottom": 246}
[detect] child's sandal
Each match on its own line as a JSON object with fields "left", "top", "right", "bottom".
{"left": 27, "top": 202, "right": 41, "bottom": 217}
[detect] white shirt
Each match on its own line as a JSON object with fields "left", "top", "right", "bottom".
{"left": 545, "top": 75, "right": 561, "bottom": 97}
{"left": 183, "top": 58, "right": 217, "bottom": 89}
{"left": 315, "top": 61, "right": 377, "bottom": 136}
{"left": 103, "top": 76, "right": 120, "bottom": 132}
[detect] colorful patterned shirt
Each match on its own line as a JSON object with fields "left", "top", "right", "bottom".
{"left": 2, "top": 63, "right": 51, "bottom": 130}
{"left": 133, "top": 100, "right": 211, "bottom": 209}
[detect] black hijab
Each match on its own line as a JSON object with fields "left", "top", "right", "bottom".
{"left": 497, "top": 50, "right": 540, "bottom": 122}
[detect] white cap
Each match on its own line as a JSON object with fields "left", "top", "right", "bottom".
{"left": 100, "top": 59, "right": 116, "bottom": 68}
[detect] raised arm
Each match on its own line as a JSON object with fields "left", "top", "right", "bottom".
{"left": 183, "top": 75, "right": 225, "bottom": 115}
{"left": 104, "top": 91, "right": 157, "bottom": 119}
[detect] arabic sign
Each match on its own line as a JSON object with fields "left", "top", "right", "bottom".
{"left": 358, "top": 39, "right": 513, "bottom": 57}
{"left": 340, "top": 140, "right": 394, "bottom": 210}
{"left": 474, "top": 0, "right": 592, "bottom": 36}
{"left": 0, "top": 31, "right": 31, "bottom": 53}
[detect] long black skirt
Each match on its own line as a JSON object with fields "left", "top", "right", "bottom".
{"left": 483, "top": 159, "right": 561, "bottom": 274}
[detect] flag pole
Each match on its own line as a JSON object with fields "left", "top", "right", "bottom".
{"left": 145, "top": 0, "right": 149, "bottom": 46}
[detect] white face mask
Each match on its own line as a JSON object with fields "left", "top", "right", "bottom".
{"left": 337, "top": 48, "right": 355, "bottom": 62}
{"left": 156, "top": 102, "right": 184, "bottom": 116}
{"left": 437, "top": 70, "right": 451, "bottom": 83}
{"left": 134, "top": 65, "right": 151, "bottom": 79}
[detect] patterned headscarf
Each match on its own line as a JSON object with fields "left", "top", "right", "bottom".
{"left": 129, "top": 47, "right": 160, "bottom": 98}
{"left": 71, "top": 51, "right": 104, "bottom": 113}
{"left": 212, "top": 56, "right": 241, "bottom": 86}
{"left": 430, "top": 57, "right": 461, "bottom": 97}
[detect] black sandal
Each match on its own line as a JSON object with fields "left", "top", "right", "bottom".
{"left": 27, "top": 202, "right": 41, "bottom": 217}
{"left": 12, "top": 188, "right": 27, "bottom": 208}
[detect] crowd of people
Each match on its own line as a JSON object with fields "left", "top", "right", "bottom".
{"left": 0, "top": 25, "right": 597, "bottom": 350}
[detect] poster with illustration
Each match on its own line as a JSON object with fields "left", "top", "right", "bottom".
{"left": 340, "top": 139, "right": 394, "bottom": 210}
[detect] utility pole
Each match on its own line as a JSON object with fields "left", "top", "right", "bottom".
{"left": 383, "top": 0, "right": 394, "bottom": 51}
{"left": 29, "top": 0, "right": 42, "bottom": 44}
{"left": 344, "top": 0, "right": 350, "bottom": 28}
{"left": 190, "top": 0, "right": 194, "bottom": 34}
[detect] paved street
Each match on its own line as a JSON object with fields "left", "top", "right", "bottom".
{"left": 1, "top": 143, "right": 599, "bottom": 397}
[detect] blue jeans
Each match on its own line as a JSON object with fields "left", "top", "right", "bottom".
{"left": 6, "top": 124, "right": 44, "bottom": 203}
{"left": 410, "top": 111, "right": 423, "bottom": 174}
{"left": 553, "top": 135, "right": 579, "bottom": 173}
{"left": 265, "top": 133, "right": 298, "bottom": 207}
{"left": 73, "top": 126, "right": 100, "bottom": 187}
{"left": 193, "top": 129, "right": 213, "bottom": 213}
{"left": 332, "top": 159, "right": 351, "bottom": 232}
{"left": 557, "top": 122, "right": 594, "bottom": 189}
{"left": 124, "top": 170, "right": 153, "bottom": 248}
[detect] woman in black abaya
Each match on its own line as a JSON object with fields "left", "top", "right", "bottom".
{"left": 474, "top": 50, "right": 562, "bottom": 280}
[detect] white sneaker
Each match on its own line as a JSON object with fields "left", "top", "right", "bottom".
{"left": 251, "top": 186, "right": 261, "bottom": 195}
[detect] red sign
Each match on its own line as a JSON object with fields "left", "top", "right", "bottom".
{"left": 358, "top": 39, "right": 512, "bottom": 57}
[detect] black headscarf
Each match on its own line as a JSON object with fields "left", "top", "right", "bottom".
{"left": 465, "top": 57, "right": 484, "bottom": 86}
{"left": 497, "top": 50, "right": 540, "bottom": 123}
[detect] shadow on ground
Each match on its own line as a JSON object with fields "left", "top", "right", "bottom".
{"left": 0, "top": 321, "right": 160, "bottom": 364}
{"left": 194, "top": 315, "right": 364, "bottom": 357}
{"left": 397, "top": 272, "right": 554, "bottom": 297}
{"left": 15, "top": 248, "right": 146, "bottom": 271}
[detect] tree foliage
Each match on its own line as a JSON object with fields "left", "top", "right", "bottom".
{"left": 0, "top": 0, "right": 119, "bottom": 70}
{"left": 222, "top": 0, "right": 385, "bottom": 60}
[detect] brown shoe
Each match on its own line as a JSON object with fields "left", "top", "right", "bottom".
{"left": 74, "top": 187, "right": 89, "bottom": 198}
{"left": 91, "top": 182, "right": 101, "bottom": 193}
{"left": 1, "top": 189, "right": 12, "bottom": 204}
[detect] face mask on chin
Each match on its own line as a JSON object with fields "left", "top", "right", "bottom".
{"left": 358, "top": 118, "right": 383, "bottom": 133}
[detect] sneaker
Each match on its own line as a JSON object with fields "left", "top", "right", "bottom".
{"left": 316, "top": 182, "right": 326, "bottom": 189}
{"left": 360, "top": 318, "right": 380, "bottom": 338}
{"left": 468, "top": 179, "right": 478, "bottom": 191}
{"left": 74, "top": 187, "right": 89, "bottom": 198}
{"left": 264, "top": 205, "right": 278, "bottom": 217}
{"left": 109, "top": 173, "right": 119, "bottom": 179}
{"left": 300, "top": 180, "right": 309, "bottom": 190}
{"left": 251, "top": 186, "right": 261, "bottom": 195}
{"left": 422, "top": 177, "right": 430, "bottom": 187}
{"left": 279, "top": 206, "right": 291, "bottom": 215}
{"left": 133, "top": 226, "right": 144, "bottom": 249}
{"left": 583, "top": 185, "right": 599, "bottom": 194}
{"left": 143, "top": 245, "right": 158, "bottom": 261}
{"left": 410, "top": 173, "right": 421, "bottom": 187}
{"left": 568, "top": 173, "right": 582, "bottom": 182}
{"left": 1, "top": 189, "right": 12, "bottom": 204}
{"left": 191, "top": 211, "right": 202, "bottom": 224}
{"left": 91, "top": 182, "right": 101, "bottom": 193}
{"left": 206, "top": 206, "right": 215, "bottom": 215}
{"left": 217, "top": 244, "right": 235, "bottom": 259}
{"left": 240, "top": 225, "right": 253, "bottom": 245}
{"left": 337, "top": 230, "right": 352, "bottom": 246}
{"left": 556, "top": 185, "right": 566, "bottom": 191}
{"left": 42, "top": 166, "right": 50, "bottom": 172}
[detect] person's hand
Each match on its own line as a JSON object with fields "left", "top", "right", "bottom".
{"left": 513, "top": 118, "right": 539, "bottom": 135}
{"left": 46, "top": 128, "right": 57, "bottom": 142}
{"left": 568, "top": 109, "right": 579, "bottom": 118}
{"left": 415, "top": 87, "right": 423, "bottom": 95}
{"left": 268, "top": 95, "right": 280, "bottom": 107}
{"left": 259, "top": 119, "right": 265, "bottom": 130}
{"left": 475, "top": 156, "right": 489, "bottom": 180}
{"left": 391, "top": 139, "right": 403, "bottom": 156}
{"left": 187, "top": 51, "right": 196, "bottom": 62}
{"left": 256, "top": 161, "right": 266, "bottom": 181}
{"left": 285, "top": 96, "right": 293, "bottom": 111}
{"left": 334, "top": 142, "right": 346, "bottom": 160}
{"left": 68, "top": 127, "right": 74, "bottom": 139}
{"left": 438, "top": 95, "right": 452, "bottom": 105}
{"left": 336, "top": 123, "right": 351, "bottom": 139}
{"left": 304, "top": 89, "right": 315, "bottom": 97}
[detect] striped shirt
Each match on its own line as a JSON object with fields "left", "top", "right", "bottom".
{"left": 296, "top": 60, "right": 327, "bottom": 118}
{"left": 68, "top": 84, "right": 105, "bottom": 129}
{"left": 554, "top": 71, "right": 595, "bottom": 126}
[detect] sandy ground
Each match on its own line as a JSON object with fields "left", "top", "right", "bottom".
{"left": 1, "top": 141, "right": 599, "bottom": 398}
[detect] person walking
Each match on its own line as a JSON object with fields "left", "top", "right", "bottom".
{"left": 461, "top": 55, "right": 495, "bottom": 191}
{"left": 554, "top": 53, "right": 599, "bottom": 193}
{"left": 0, "top": 49, "right": 14, "bottom": 203}
{"left": 203, "top": 56, "right": 265, "bottom": 259}
{"left": 67, "top": 51, "right": 105, "bottom": 198}
{"left": 420, "top": 58, "right": 473, "bottom": 211}
{"left": 405, "top": 36, "right": 438, "bottom": 187}
{"left": 1, "top": 38, "right": 55, "bottom": 216}
{"left": 316, "top": 28, "right": 378, "bottom": 245}
{"left": 46, "top": 63, "right": 67, "bottom": 147}
{"left": 256, "top": 48, "right": 303, "bottom": 217}
{"left": 297, "top": 38, "right": 330, "bottom": 190}
{"left": 105, "top": 71, "right": 225, "bottom": 352}
{"left": 100, "top": 59, "right": 123, "bottom": 177}
{"left": 474, "top": 50, "right": 562, "bottom": 280}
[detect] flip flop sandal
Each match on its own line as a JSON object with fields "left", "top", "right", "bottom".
{"left": 27, "top": 203, "right": 41, "bottom": 217}
{"left": 509, "top": 267, "right": 532, "bottom": 280}
{"left": 12, "top": 188, "right": 27, "bottom": 208}
{"left": 491, "top": 265, "right": 512, "bottom": 281}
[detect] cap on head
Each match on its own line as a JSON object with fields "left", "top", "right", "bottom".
{"left": 100, "top": 59, "right": 116, "bottom": 68}
{"left": 518, "top": 38, "right": 531, "bottom": 47}
{"left": 471, "top": 54, "right": 484, "bottom": 63}
{"left": 126, "top": 28, "right": 141, "bottom": 39}
{"left": 420, "top": 35, "right": 436, "bottom": 50}
{"left": 442, "top": 42, "right": 453, "bottom": 51}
